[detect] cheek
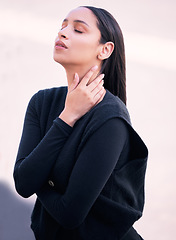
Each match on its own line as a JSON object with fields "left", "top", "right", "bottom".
{"left": 72, "top": 38, "right": 99, "bottom": 56}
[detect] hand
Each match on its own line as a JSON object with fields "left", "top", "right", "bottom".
{"left": 59, "top": 66, "right": 105, "bottom": 127}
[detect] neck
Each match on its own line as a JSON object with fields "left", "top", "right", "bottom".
{"left": 64, "top": 64, "right": 102, "bottom": 89}
{"left": 63, "top": 63, "right": 106, "bottom": 105}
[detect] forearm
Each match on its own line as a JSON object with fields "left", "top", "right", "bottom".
{"left": 37, "top": 118, "right": 128, "bottom": 229}
{"left": 14, "top": 118, "right": 72, "bottom": 198}
{"left": 37, "top": 185, "right": 76, "bottom": 229}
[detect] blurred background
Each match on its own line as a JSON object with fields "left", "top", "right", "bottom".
{"left": 0, "top": 0, "right": 175, "bottom": 239}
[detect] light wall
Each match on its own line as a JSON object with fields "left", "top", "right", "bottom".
{"left": 0, "top": 0, "right": 176, "bottom": 239}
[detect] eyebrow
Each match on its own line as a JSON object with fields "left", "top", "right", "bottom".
{"left": 63, "top": 18, "right": 90, "bottom": 27}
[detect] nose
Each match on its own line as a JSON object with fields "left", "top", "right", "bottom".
{"left": 58, "top": 27, "right": 69, "bottom": 39}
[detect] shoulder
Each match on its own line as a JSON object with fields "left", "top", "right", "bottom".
{"left": 83, "top": 90, "right": 148, "bottom": 159}
{"left": 99, "top": 118, "right": 130, "bottom": 145}
{"left": 87, "top": 90, "right": 131, "bottom": 129}
{"left": 80, "top": 90, "right": 129, "bottom": 144}
{"left": 33, "top": 86, "right": 67, "bottom": 101}
{"left": 103, "top": 93, "right": 148, "bottom": 159}
{"left": 28, "top": 86, "right": 67, "bottom": 109}
{"left": 26, "top": 86, "right": 67, "bottom": 120}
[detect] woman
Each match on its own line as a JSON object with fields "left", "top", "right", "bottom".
{"left": 13, "top": 6, "right": 148, "bottom": 240}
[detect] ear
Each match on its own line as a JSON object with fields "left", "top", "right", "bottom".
{"left": 98, "top": 42, "right": 114, "bottom": 60}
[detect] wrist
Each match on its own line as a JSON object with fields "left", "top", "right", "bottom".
{"left": 59, "top": 109, "right": 78, "bottom": 127}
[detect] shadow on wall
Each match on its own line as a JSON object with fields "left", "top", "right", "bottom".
{"left": 0, "top": 181, "right": 35, "bottom": 240}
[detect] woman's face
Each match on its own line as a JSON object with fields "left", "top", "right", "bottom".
{"left": 53, "top": 7, "right": 102, "bottom": 68}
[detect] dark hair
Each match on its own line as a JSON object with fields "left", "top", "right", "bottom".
{"left": 82, "top": 6, "right": 126, "bottom": 105}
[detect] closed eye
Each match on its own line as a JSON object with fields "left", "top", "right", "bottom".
{"left": 74, "top": 29, "right": 83, "bottom": 34}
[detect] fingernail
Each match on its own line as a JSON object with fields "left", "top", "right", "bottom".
{"left": 74, "top": 73, "right": 79, "bottom": 79}
{"left": 92, "top": 65, "right": 98, "bottom": 71}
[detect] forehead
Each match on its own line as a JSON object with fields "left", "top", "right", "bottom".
{"left": 65, "top": 7, "right": 98, "bottom": 27}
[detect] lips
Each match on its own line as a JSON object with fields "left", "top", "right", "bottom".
{"left": 55, "top": 40, "right": 68, "bottom": 49}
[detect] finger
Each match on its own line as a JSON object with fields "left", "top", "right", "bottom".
{"left": 87, "top": 74, "right": 105, "bottom": 92}
{"left": 91, "top": 80, "right": 104, "bottom": 97}
{"left": 93, "top": 87, "right": 105, "bottom": 103}
{"left": 68, "top": 73, "right": 79, "bottom": 92}
{"left": 79, "top": 65, "right": 98, "bottom": 87}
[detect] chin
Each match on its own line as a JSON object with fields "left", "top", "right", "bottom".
{"left": 53, "top": 57, "right": 69, "bottom": 70}
{"left": 53, "top": 56, "right": 59, "bottom": 63}
{"left": 53, "top": 55, "right": 64, "bottom": 64}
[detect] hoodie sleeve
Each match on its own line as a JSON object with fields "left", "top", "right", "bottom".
{"left": 13, "top": 93, "right": 72, "bottom": 198}
{"left": 37, "top": 118, "right": 128, "bottom": 230}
